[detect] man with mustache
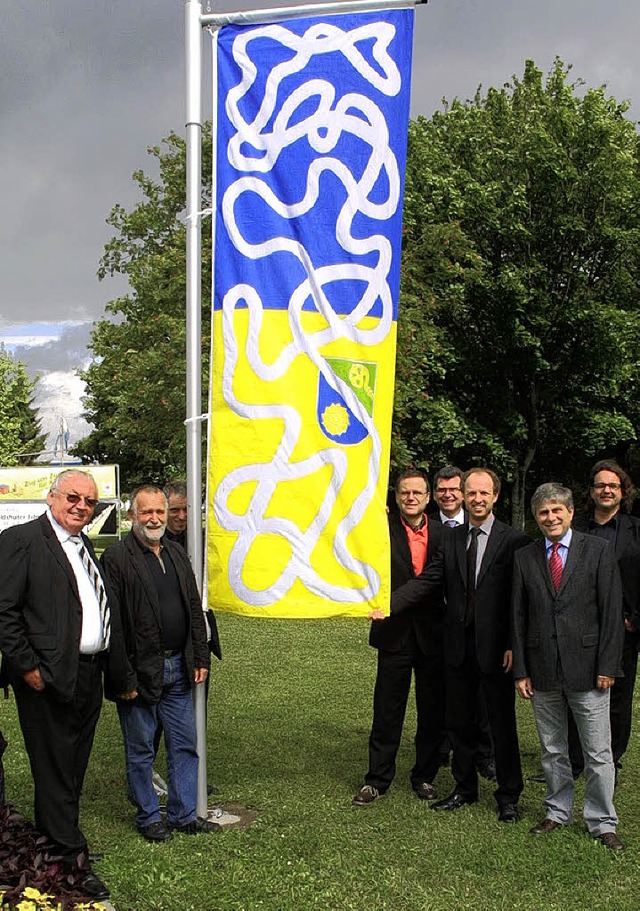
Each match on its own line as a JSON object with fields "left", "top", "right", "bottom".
{"left": 102, "top": 484, "right": 219, "bottom": 842}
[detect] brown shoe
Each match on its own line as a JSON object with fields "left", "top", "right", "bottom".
{"left": 598, "top": 832, "right": 624, "bottom": 851}
{"left": 413, "top": 782, "right": 438, "bottom": 801}
{"left": 352, "top": 785, "right": 382, "bottom": 806}
{"left": 530, "top": 818, "right": 562, "bottom": 836}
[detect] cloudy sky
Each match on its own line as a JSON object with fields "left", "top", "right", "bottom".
{"left": 1, "top": 0, "right": 638, "bottom": 452}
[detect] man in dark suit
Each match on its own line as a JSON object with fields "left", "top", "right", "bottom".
{"left": 512, "top": 482, "right": 624, "bottom": 850}
{"left": 102, "top": 484, "right": 219, "bottom": 842}
{"left": 387, "top": 468, "right": 528, "bottom": 822}
{"left": 432, "top": 465, "right": 496, "bottom": 781}
{"left": 353, "top": 468, "right": 447, "bottom": 806}
{"left": 569, "top": 460, "right": 640, "bottom": 775}
{"left": 0, "top": 469, "right": 125, "bottom": 900}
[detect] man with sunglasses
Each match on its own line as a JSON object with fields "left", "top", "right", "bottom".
{"left": 0, "top": 469, "right": 126, "bottom": 900}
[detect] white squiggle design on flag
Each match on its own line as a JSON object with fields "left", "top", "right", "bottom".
{"left": 215, "top": 19, "right": 402, "bottom": 605}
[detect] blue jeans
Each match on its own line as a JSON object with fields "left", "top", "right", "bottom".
{"left": 532, "top": 686, "right": 617, "bottom": 836}
{"left": 117, "top": 653, "right": 198, "bottom": 828}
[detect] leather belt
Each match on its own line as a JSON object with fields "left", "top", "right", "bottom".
{"left": 78, "top": 651, "right": 105, "bottom": 663}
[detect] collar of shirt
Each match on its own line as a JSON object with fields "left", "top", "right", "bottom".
{"left": 440, "top": 508, "right": 464, "bottom": 526}
{"left": 467, "top": 514, "right": 495, "bottom": 538}
{"left": 400, "top": 514, "right": 427, "bottom": 533}
{"left": 588, "top": 514, "right": 618, "bottom": 531}
{"left": 130, "top": 528, "right": 164, "bottom": 555}
{"left": 46, "top": 507, "right": 82, "bottom": 544}
{"left": 545, "top": 527, "right": 572, "bottom": 556}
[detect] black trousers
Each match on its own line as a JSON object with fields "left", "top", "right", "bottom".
{"left": 446, "top": 643, "right": 523, "bottom": 808}
{"left": 11, "top": 657, "right": 103, "bottom": 860}
{"left": 365, "top": 639, "right": 445, "bottom": 792}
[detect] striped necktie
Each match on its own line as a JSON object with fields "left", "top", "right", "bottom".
{"left": 70, "top": 535, "right": 110, "bottom": 649}
{"left": 549, "top": 542, "right": 563, "bottom": 592}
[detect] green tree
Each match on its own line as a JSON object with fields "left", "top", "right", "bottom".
{"left": 0, "top": 347, "right": 46, "bottom": 465}
{"left": 79, "top": 61, "right": 640, "bottom": 520}
{"left": 74, "top": 128, "right": 213, "bottom": 486}
{"left": 397, "top": 59, "right": 640, "bottom": 526}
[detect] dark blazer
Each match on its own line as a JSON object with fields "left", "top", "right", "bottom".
{"left": 392, "top": 518, "right": 529, "bottom": 674}
{"left": 101, "top": 532, "right": 210, "bottom": 703}
{"left": 369, "top": 515, "right": 446, "bottom": 655}
{"left": 511, "top": 530, "right": 624, "bottom": 691}
{"left": 0, "top": 512, "right": 127, "bottom": 701}
{"left": 574, "top": 512, "right": 640, "bottom": 630}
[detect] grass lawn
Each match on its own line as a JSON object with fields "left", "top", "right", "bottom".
{"left": 2, "top": 613, "right": 638, "bottom": 911}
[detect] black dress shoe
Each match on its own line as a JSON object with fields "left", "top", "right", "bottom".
{"left": 431, "top": 791, "right": 477, "bottom": 811}
{"left": 498, "top": 803, "right": 520, "bottom": 823}
{"left": 171, "top": 817, "right": 222, "bottom": 834}
{"left": 139, "top": 820, "right": 173, "bottom": 842}
{"left": 80, "top": 871, "right": 110, "bottom": 900}
{"left": 88, "top": 852, "right": 103, "bottom": 863}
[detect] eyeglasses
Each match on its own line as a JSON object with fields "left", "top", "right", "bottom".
{"left": 399, "top": 490, "right": 428, "bottom": 499}
{"left": 592, "top": 482, "right": 621, "bottom": 491}
{"left": 55, "top": 491, "right": 99, "bottom": 509}
{"left": 435, "top": 487, "right": 462, "bottom": 494}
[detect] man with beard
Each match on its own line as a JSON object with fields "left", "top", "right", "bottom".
{"left": 568, "top": 460, "right": 640, "bottom": 779}
{"left": 101, "top": 484, "right": 219, "bottom": 842}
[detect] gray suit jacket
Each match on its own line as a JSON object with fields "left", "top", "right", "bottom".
{"left": 511, "top": 530, "right": 624, "bottom": 691}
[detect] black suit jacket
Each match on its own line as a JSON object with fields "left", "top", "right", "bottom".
{"left": 101, "top": 532, "right": 211, "bottom": 703}
{"left": 511, "top": 530, "right": 624, "bottom": 691}
{"left": 392, "top": 517, "right": 529, "bottom": 673}
{"left": 0, "top": 512, "right": 127, "bottom": 701}
{"left": 574, "top": 512, "right": 640, "bottom": 630}
{"left": 369, "top": 515, "right": 446, "bottom": 655}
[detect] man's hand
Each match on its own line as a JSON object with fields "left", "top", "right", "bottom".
{"left": 502, "top": 649, "right": 513, "bottom": 673}
{"left": 597, "top": 675, "right": 615, "bottom": 690}
{"left": 515, "top": 677, "right": 534, "bottom": 699}
{"left": 23, "top": 668, "right": 44, "bottom": 692}
{"left": 118, "top": 690, "right": 138, "bottom": 701}
{"left": 367, "top": 609, "right": 386, "bottom": 621}
{"left": 194, "top": 667, "right": 209, "bottom": 685}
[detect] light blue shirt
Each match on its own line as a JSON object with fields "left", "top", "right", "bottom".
{"left": 467, "top": 514, "right": 495, "bottom": 582}
{"left": 545, "top": 528, "right": 572, "bottom": 569}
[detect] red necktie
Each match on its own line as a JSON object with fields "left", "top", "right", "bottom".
{"left": 549, "top": 542, "right": 563, "bottom": 592}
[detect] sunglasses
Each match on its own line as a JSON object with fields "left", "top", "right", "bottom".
{"left": 56, "top": 491, "right": 100, "bottom": 509}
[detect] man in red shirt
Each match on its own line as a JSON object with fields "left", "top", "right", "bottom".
{"left": 353, "top": 468, "right": 447, "bottom": 805}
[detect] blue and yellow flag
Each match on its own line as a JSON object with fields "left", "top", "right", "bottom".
{"left": 207, "top": 6, "right": 414, "bottom": 617}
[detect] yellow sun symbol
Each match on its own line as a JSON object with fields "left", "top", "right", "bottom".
{"left": 321, "top": 403, "right": 350, "bottom": 436}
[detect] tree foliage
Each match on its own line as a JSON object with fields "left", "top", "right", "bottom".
{"left": 397, "top": 59, "right": 640, "bottom": 525}
{"left": 74, "top": 128, "right": 213, "bottom": 485}
{"left": 0, "top": 348, "right": 46, "bottom": 466}
{"left": 78, "top": 61, "right": 640, "bottom": 520}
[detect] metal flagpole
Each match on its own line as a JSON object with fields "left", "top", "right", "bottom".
{"left": 202, "top": 0, "right": 426, "bottom": 29}
{"left": 185, "top": 0, "right": 209, "bottom": 819}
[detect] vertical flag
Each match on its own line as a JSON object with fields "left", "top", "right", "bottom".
{"left": 207, "top": 6, "right": 414, "bottom": 617}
